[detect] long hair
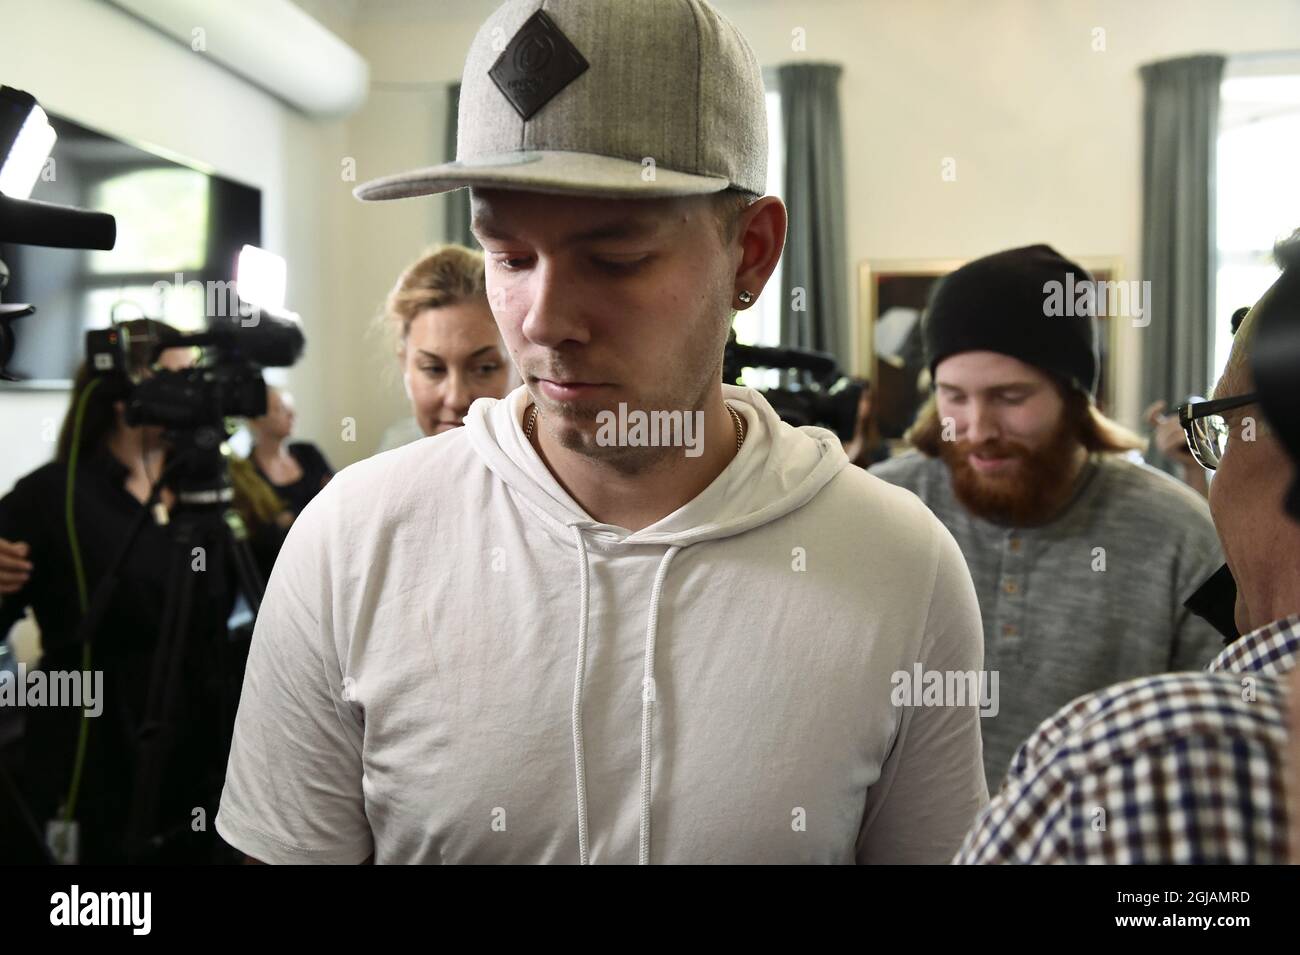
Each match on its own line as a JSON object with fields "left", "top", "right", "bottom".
{"left": 905, "top": 385, "right": 1145, "bottom": 457}
{"left": 54, "top": 318, "right": 183, "bottom": 466}
{"left": 846, "top": 378, "right": 884, "bottom": 468}
{"left": 229, "top": 455, "right": 288, "bottom": 528}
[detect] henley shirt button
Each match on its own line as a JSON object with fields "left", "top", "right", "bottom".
{"left": 1008, "top": 537, "right": 1022, "bottom": 552}
{"left": 1004, "top": 580, "right": 1018, "bottom": 595}
{"left": 1002, "top": 624, "right": 1017, "bottom": 637}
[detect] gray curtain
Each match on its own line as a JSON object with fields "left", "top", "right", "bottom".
{"left": 777, "top": 63, "right": 848, "bottom": 365}
{"left": 1139, "top": 54, "right": 1225, "bottom": 417}
{"left": 444, "top": 81, "right": 476, "bottom": 248}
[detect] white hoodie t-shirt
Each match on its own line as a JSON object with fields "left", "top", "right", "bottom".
{"left": 216, "top": 384, "right": 988, "bottom": 864}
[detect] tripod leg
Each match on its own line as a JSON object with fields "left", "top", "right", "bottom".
{"left": 0, "top": 754, "right": 57, "bottom": 864}
{"left": 222, "top": 510, "right": 265, "bottom": 614}
{"left": 124, "top": 522, "right": 198, "bottom": 862}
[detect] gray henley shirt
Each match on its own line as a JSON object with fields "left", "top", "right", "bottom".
{"left": 870, "top": 450, "right": 1225, "bottom": 789}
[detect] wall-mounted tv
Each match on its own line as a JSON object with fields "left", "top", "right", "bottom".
{"left": 0, "top": 114, "right": 261, "bottom": 386}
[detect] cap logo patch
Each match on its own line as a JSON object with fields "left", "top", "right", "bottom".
{"left": 488, "top": 10, "right": 589, "bottom": 121}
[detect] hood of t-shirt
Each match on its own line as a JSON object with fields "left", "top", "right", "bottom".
{"left": 464, "top": 383, "right": 849, "bottom": 864}
{"left": 465, "top": 383, "right": 848, "bottom": 547}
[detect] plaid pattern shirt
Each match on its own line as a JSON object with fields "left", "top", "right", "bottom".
{"left": 954, "top": 614, "right": 1298, "bottom": 864}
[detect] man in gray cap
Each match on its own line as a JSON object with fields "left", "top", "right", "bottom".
{"left": 871, "top": 245, "right": 1224, "bottom": 791}
{"left": 216, "top": 0, "right": 988, "bottom": 863}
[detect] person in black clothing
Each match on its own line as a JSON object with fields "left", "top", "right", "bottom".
{"left": 246, "top": 386, "right": 333, "bottom": 517}
{"left": 0, "top": 319, "right": 248, "bottom": 863}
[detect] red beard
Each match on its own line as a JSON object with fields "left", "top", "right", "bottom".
{"left": 939, "top": 418, "right": 1084, "bottom": 526}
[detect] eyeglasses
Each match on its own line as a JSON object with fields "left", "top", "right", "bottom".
{"left": 1176, "top": 392, "right": 1260, "bottom": 471}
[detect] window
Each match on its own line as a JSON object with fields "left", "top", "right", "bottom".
{"left": 732, "top": 87, "right": 785, "bottom": 389}
{"left": 1213, "top": 73, "right": 1300, "bottom": 388}
{"left": 90, "top": 168, "right": 208, "bottom": 275}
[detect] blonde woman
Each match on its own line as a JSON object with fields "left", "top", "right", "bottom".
{"left": 376, "top": 244, "right": 515, "bottom": 452}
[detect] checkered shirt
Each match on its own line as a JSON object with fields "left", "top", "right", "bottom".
{"left": 953, "top": 614, "right": 1298, "bottom": 863}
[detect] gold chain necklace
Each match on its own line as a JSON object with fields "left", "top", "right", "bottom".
{"left": 725, "top": 403, "right": 744, "bottom": 453}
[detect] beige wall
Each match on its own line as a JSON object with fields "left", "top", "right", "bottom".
{"left": 3, "top": 0, "right": 1298, "bottom": 495}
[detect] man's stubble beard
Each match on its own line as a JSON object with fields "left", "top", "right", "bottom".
{"left": 531, "top": 315, "right": 728, "bottom": 477}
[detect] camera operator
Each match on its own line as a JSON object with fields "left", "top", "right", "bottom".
{"left": 0, "top": 318, "right": 242, "bottom": 863}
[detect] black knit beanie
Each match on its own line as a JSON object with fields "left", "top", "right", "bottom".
{"left": 923, "top": 244, "right": 1100, "bottom": 396}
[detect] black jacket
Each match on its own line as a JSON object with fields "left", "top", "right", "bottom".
{"left": 0, "top": 444, "right": 242, "bottom": 862}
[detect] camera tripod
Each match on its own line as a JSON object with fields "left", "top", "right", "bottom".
{"left": 60, "top": 424, "right": 266, "bottom": 863}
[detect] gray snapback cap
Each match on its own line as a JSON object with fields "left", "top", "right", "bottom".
{"left": 354, "top": 0, "right": 768, "bottom": 201}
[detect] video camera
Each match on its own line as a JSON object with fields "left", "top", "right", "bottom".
{"left": 86, "top": 311, "right": 304, "bottom": 428}
{"left": 84, "top": 309, "right": 304, "bottom": 504}
{"left": 723, "top": 338, "right": 863, "bottom": 440}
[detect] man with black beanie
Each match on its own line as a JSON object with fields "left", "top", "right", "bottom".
{"left": 956, "top": 230, "right": 1300, "bottom": 863}
{"left": 871, "top": 244, "right": 1224, "bottom": 791}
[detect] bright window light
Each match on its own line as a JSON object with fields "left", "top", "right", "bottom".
{"left": 236, "top": 245, "right": 287, "bottom": 313}
{"left": 89, "top": 168, "right": 208, "bottom": 273}
{"left": 1214, "top": 73, "right": 1300, "bottom": 387}
{"left": 734, "top": 87, "right": 785, "bottom": 390}
{"left": 0, "top": 103, "right": 56, "bottom": 200}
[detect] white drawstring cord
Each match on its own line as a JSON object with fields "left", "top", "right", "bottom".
{"left": 570, "top": 525, "right": 592, "bottom": 865}
{"left": 639, "top": 546, "right": 680, "bottom": 865}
